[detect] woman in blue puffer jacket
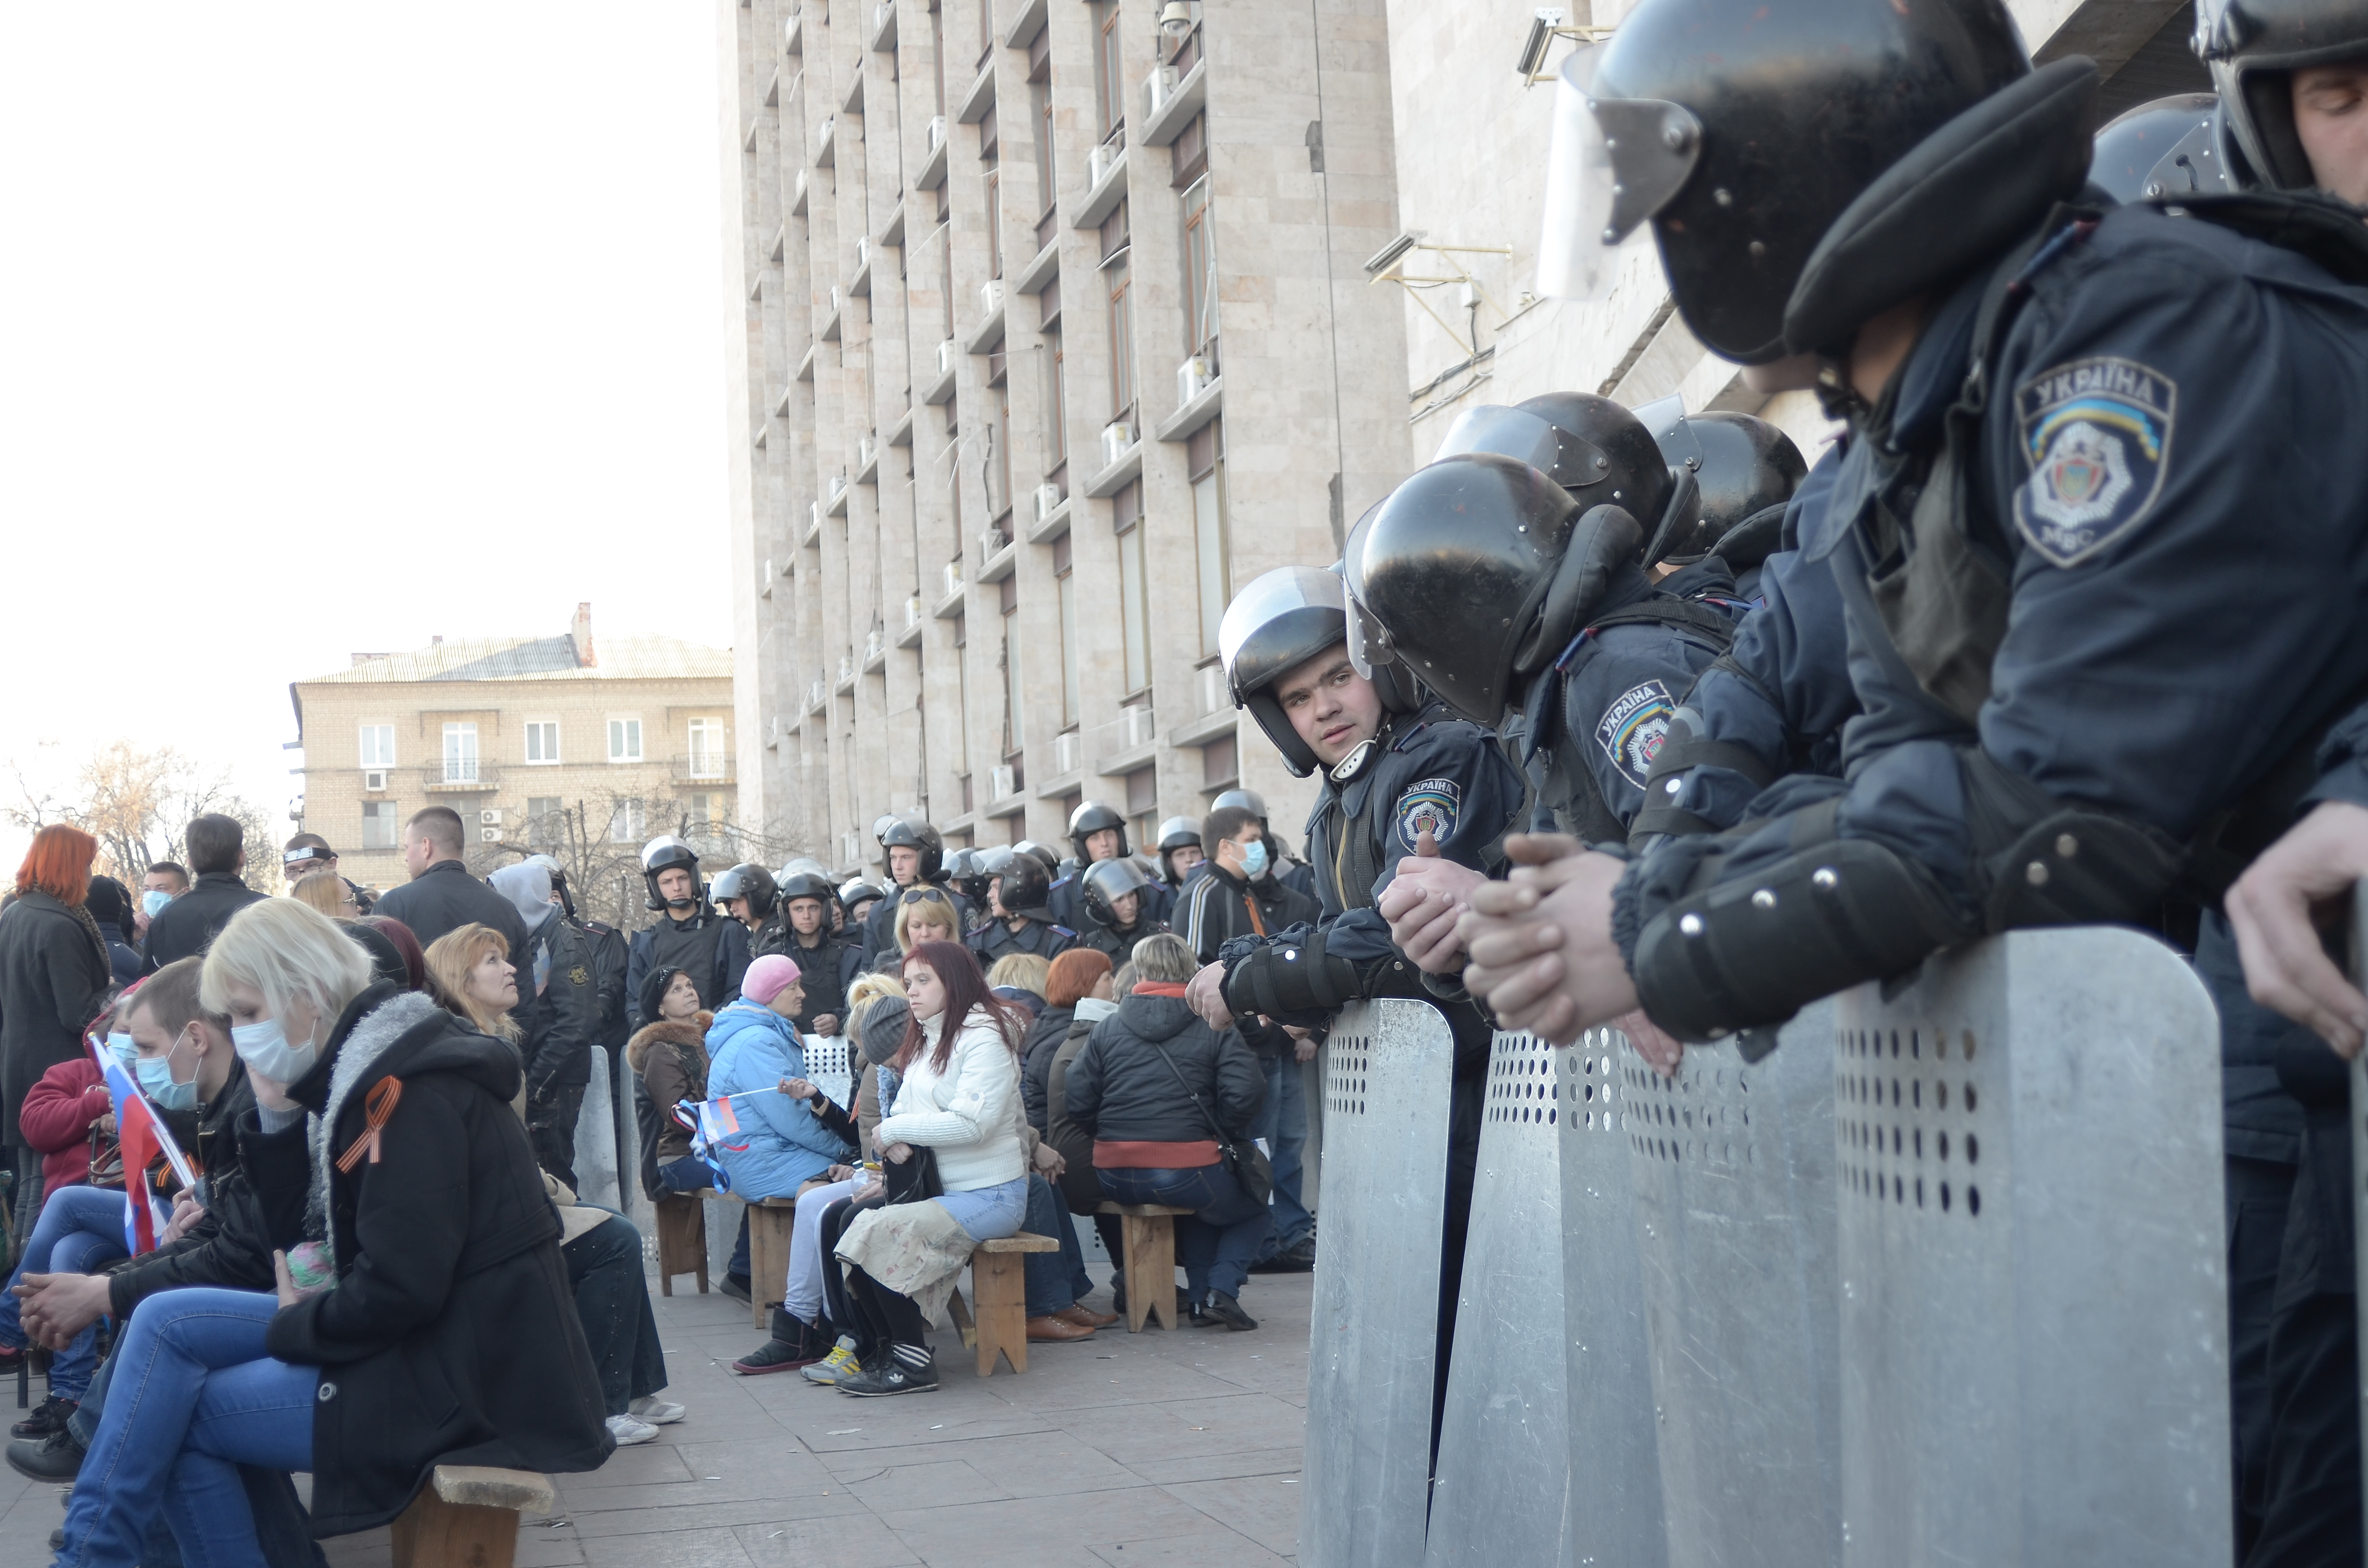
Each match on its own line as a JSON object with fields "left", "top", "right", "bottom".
{"left": 705, "top": 953, "right": 859, "bottom": 1223}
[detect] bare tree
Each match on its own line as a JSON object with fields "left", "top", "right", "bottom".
{"left": 5, "top": 742, "right": 283, "bottom": 892}
{"left": 461, "top": 788, "right": 813, "bottom": 933}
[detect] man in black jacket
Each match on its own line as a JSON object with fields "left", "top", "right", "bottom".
{"left": 140, "top": 814, "right": 265, "bottom": 974}
{"left": 372, "top": 807, "right": 537, "bottom": 1045}
{"left": 778, "top": 873, "right": 860, "bottom": 1036}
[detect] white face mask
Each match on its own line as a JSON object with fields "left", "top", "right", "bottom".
{"left": 230, "top": 1012, "right": 318, "bottom": 1085}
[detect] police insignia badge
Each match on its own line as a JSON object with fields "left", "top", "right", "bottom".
{"left": 569, "top": 965, "right": 591, "bottom": 986}
{"left": 1396, "top": 778, "right": 1462, "bottom": 851}
{"left": 2012, "top": 356, "right": 2175, "bottom": 567}
{"left": 1596, "top": 679, "right": 1675, "bottom": 789}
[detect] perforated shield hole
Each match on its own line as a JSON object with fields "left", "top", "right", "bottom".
{"left": 1836, "top": 1018, "right": 1986, "bottom": 1221}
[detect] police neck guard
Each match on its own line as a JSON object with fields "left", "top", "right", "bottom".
{"left": 1786, "top": 58, "right": 2100, "bottom": 357}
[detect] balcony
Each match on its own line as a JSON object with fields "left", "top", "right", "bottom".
{"left": 1083, "top": 419, "right": 1143, "bottom": 498}
{"left": 1169, "top": 662, "right": 1239, "bottom": 747}
{"left": 421, "top": 763, "right": 498, "bottom": 795}
{"left": 855, "top": 433, "right": 879, "bottom": 484}
{"left": 1156, "top": 350, "right": 1223, "bottom": 443}
{"left": 669, "top": 753, "right": 736, "bottom": 785}
{"left": 917, "top": 116, "right": 949, "bottom": 191}
{"left": 1075, "top": 131, "right": 1129, "bottom": 229}
{"left": 1140, "top": 51, "right": 1208, "bottom": 147}
{"left": 957, "top": 58, "right": 996, "bottom": 125}
{"left": 921, "top": 338, "right": 959, "bottom": 404}
{"left": 851, "top": 236, "right": 874, "bottom": 297}
{"left": 1092, "top": 704, "right": 1160, "bottom": 778}
{"left": 825, "top": 470, "right": 851, "bottom": 516}
{"left": 867, "top": 0, "right": 896, "bottom": 52}
{"left": 862, "top": 627, "right": 887, "bottom": 674}
{"left": 1024, "top": 482, "right": 1072, "bottom": 545}
{"left": 965, "top": 280, "right": 1007, "bottom": 355}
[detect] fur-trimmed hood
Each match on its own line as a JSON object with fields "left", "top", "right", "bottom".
{"left": 625, "top": 1011, "right": 712, "bottom": 1076}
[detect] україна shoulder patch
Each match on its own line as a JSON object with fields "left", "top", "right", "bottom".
{"left": 1394, "top": 778, "right": 1462, "bottom": 852}
{"left": 2012, "top": 355, "right": 2176, "bottom": 568}
{"left": 1596, "top": 679, "right": 1675, "bottom": 790}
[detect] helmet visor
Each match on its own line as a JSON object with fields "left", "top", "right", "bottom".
{"left": 1537, "top": 46, "right": 1702, "bottom": 301}
{"left": 1219, "top": 566, "right": 1349, "bottom": 695}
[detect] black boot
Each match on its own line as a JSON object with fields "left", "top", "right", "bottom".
{"left": 11, "top": 1394, "right": 75, "bottom": 1439}
{"left": 1198, "top": 1291, "right": 1258, "bottom": 1332}
{"left": 733, "top": 1309, "right": 825, "bottom": 1374}
{"left": 7, "top": 1426, "right": 85, "bottom": 1482}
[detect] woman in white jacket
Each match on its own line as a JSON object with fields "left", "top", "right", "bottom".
{"left": 835, "top": 939, "right": 1030, "bottom": 1395}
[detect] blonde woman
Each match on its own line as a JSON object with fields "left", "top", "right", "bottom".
{"left": 874, "top": 887, "right": 962, "bottom": 973}
{"left": 287, "top": 871, "right": 358, "bottom": 919}
{"left": 421, "top": 923, "right": 522, "bottom": 1046}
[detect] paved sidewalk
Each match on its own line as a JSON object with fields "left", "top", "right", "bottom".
{"left": 0, "top": 1224, "right": 1312, "bottom": 1567}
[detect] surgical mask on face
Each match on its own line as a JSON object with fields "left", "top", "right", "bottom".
{"left": 1237, "top": 840, "right": 1270, "bottom": 881}
{"left": 136, "top": 1050, "right": 198, "bottom": 1112}
{"left": 106, "top": 1033, "right": 137, "bottom": 1078}
{"left": 141, "top": 890, "right": 173, "bottom": 920}
{"left": 231, "top": 1014, "right": 319, "bottom": 1085}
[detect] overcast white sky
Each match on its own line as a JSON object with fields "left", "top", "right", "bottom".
{"left": 0, "top": 7, "right": 730, "bottom": 868}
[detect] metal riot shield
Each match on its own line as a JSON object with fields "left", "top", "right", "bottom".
{"left": 2351, "top": 883, "right": 2368, "bottom": 1560}
{"left": 1302, "top": 999, "right": 1457, "bottom": 1568}
{"left": 1560, "top": 1029, "right": 1671, "bottom": 1568}
{"left": 570, "top": 1046, "right": 622, "bottom": 1212}
{"left": 804, "top": 1033, "right": 854, "bottom": 1111}
{"left": 1621, "top": 1002, "right": 1841, "bottom": 1567}
{"left": 1836, "top": 929, "right": 2229, "bottom": 1566}
{"left": 1426, "top": 1031, "right": 1572, "bottom": 1568}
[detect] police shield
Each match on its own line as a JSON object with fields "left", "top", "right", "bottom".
{"left": 1426, "top": 1032, "right": 1576, "bottom": 1568}
{"left": 1560, "top": 1031, "right": 1672, "bottom": 1567}
{"left": 1836, "top": 929, "right": 2229, "bottom": 1566}
{"left": 803, "top": 1033, "right": 854, "bottom": 1112}
{"left": 1302, "top": 999, "right": 1457, "bottom": 1568}
{"left": 1621, "top": 1003, "right": 1841, "bottom": 1568}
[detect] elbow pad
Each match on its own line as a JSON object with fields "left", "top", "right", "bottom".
{"left": 1223, "top": 928, "right": 1367, "bottom": 1020}
{"left": 1631, "top": 838, "right": 1971, "bottom": 1042}
{"left": 1630, "top": 709, "right": 1779, "bottom": 843}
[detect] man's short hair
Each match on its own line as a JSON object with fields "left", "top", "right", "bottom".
{"left": 1201, "top": 806, "right": 1261, "bottom": 852}
{"left": 146, "top": 862, "right": 190, "bottom": 891}
{"left": 185, "top": 815, "right": 245, "bottom": 875}
{"left": 128, "top": 957, "right": 209, "bottom": 1040}
{"left": 406, "top": 807, "right": 465, "bottom": 857}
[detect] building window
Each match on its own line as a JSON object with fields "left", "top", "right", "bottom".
{"left": 1180, "top": 176, "right": 1219, "bottom": 355}
{"left": 1094, "top": 1, "right": 1125, "bottom": 141}
{"left": 984, "top": 155, "right": 1003, "bottom": 280}
{"left": 1105, "top": 249, "right": 1134, "bottom": 421}
{"left": 687, "top": 792, "right": 726, "bottom": 852}
{"left": 358, "top": 725, "right": 395, "bottom": 769}
{"left": 954, "top": 614, "right": 972, "bottom": 776}
{"left": 687, "top": 718, "right": 726, "bottom": 778}
{"left": 524, "top": 721, "right": 559, "bottom": 764}
{"left": 361, "top": 800, "right": 400, "bottom": 850}
{"left": 1042, "top": 327, "right": 1068, "bottom": 474}
{"left": 1190, "top": 421, "right": 1231, "bottom": 657}
{"left": 608, "top": 717, "right": 643, "bottom": 763}
{"left": 1032, "top": 79, "right": 1058, "bottom": 228}
{"left": 1003, "top": 599, "right": 1026, "bottom": 756}
{"left": 442, "top": 723, "right": 479, "bottom": 784}
{"left": 1114, "top": 482, "right": 1151, "bottom": 694}
{"left": 608, "top": 798, "right": 646, "bottom": 843}
{"left": 990, "top": 387, "right": 1013, "bottom": 521}
{"left": 526, "top": 796, "right": 561, "bottom": 849}
{"left": 1055, "top": 533, "right": 1082, "bottom": 728}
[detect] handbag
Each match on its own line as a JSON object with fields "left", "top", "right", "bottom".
{"left": 86, "top": 1124, "right": 124, "bottom": 1191}
{"left": 881, "top": 1143, "right": 944, "bottom": 1206}
{"left": 1146, "top": 1039, "right": 1274, "bottom": 1207}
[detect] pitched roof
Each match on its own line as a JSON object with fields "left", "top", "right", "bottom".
{"left": 300, "top": 634, "right": 731, "bottom": 686}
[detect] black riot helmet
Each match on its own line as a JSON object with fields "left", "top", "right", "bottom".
{"left": 2089, "top": 93, "right": 2238, "bottom": 203}
{"left": 1537, "top": 0, "right": 2087, "bottom": 363}
{"left": 1157, "top": 815, "right": 1202, "bottom": 852}
{"left": 1434, "top": 391, "right": 1685, "bottom": 550}
{"left": 1347, "top": 453, "right": 1640, "bottom": 727}
{"left": 1220, "top": 566, "right": 1424, "bottom": 777}
{"left": 838, "top": 878, "right": 885, "bottom": 919}
{"left": 778, "top": 871, "right": 837, "bottom": 911}
{"left": 1014, "top": 840, "right": 1062, "bottom": 874}
{"left": 1081, "top": 858, "right": 1153, "bottom": 929}
{"left": 1068, "top": 801, "right": 1130, "bottom": 862}
{"left": 710, "top": 862, "right": 779, "bottom": 920}
{"left": 1634, "top": 399, "right": 1809, "bottom": 567}
{"left": 878, "top": 816, "right": 944, "bottom": 881}
{"left": 998, "top": 849, "right": 1053, "bottom": 912}
{"left": 2196, "top": 0, "right": 2368, "bottom": 189}
{"left": 640, "top": 835, "right": 703, "bottom": 913}
{"left": 944, "top": 847, "right": 990, "bottom": 906}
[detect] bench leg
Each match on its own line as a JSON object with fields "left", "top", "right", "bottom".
{"left": 748, "top": 1209, "right": 794, "bottom": 1329}
{"left": 1121, "top": 1215, "right": 1177, "bottom": 1332}
{"left": 946, "top": 1286, "right": 977, "bottom": 1349}
{"left": 972, "top": 1251, "right": 1028, "bottom": 1376}
{"left": 390, "top": 1487, "right": 521, "bottom": 1568}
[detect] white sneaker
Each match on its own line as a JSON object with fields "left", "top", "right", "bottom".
{"left": 605, "top": 1413, "right": 662, "bottom": 1446}
{"left": 629, "top": 1396, "right": 685, "bottom": 1425}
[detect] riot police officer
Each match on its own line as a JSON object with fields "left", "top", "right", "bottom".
{"left": 858, "top": 817, "right": 971, "bottom": 968}
{"left": 1190, "top": 564, "right": 1527, "bottom": 1465}
{"left": 837, "top": 876, "right": 884, "bottom": 944}
{"left": 1048, "top": 804, "right": 1172, "bottom": 931}
{"left": 778, "top": 871, "right": 861, "bottom": 1037}
{"left": 1075, "top": 857, "right": 1166, "bottom": 963}
{"left": 624, "top": 837, "right": 735, "bottom": 1031}
{"left": 970, "top": 847, "right": 1078, "bottom": 964}
{"left": 713, "top": 861, "right": 792, "bottom": 1002}
{"left": 1155, "top": 815, "right": 1207, "bottom": 889}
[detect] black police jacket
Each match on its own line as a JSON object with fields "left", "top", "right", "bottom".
{"left": 970, "top": 910, "right": 1077, "bottom": 966}
{"left": 525, "top": 911, "right": 605, "bottom": 1096}
{"left": 625, "top": 906, "right": 731, "bottom": 1032}
{"left": 785, "top": 931, "right": 862, "bottom": 1032}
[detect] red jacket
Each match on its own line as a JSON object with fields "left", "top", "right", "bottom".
{"left": 18, "top": 1057, "right": 109, "bottom": 1200}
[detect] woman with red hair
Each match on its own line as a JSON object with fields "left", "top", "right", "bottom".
{"left": 0, "top": 825, "right": 112, "bottom": 1238}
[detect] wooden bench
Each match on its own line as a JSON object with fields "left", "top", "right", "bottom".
{"left": 941, "top": 1232, "right": 1061, "bottom": 1376}
{"left": 653, "top": 1189, "right": 714, "bottom": 1297}
{"left": 733, "top": 1193, "right": 804, "bottom": 1328}
{"left": 390, "top": 1464, "right": 554, "bottom": 1568}
{"left": 1098, "top": 1202, "right": 1197, "bottom": 1332}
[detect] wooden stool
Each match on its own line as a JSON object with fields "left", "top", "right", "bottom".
{"left": 737, "top": 1193, "right": 801, "bottom": 1328}
{"left": 1098, "top": 1202, "right": 1196, "bottom": 1332}
{"left": 390, "top": 1465, "right": 554, "bottom": 1568}
{"left": 943, "top": 1233, "right": 1060, "bottom": 1376}
{"left": 654, "top": 1190, "right": 713, "bottom": 1297}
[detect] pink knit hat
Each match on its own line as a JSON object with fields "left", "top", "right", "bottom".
{"left": 742, "top": 953, "right": 803, "bottom": 1006}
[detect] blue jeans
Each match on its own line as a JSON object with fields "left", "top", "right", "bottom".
{"left": 62, "top": 1287, "right": 315, "bottom": 1568}
{"left": 565, "top": 1216, "right": 666, "bottom": 1417}
{"left": 1098, "top": 1165, "right": 1272, "bottom": 1299}
{"left": 1255, "top": 1054, "right": 1312, "bottom": 1256}
{"left": 3, "top": 1184, "right": 129, "bottom": 1401}
{"left": 655, "top": 1154, "right": 711, "bottom": 1193}
{"left": 1022, "top": 1175, "right": 1094, "bottom": 1317}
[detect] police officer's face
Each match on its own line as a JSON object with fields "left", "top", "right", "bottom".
{"left": 723, "top": 896, "right": 759, "bottom": 927}
{"left": 1085, "top": 829, "right": 1122, "bottom": 861}
{"left": 1276, "top": 643, "right": 1384, "bottom": 768}
{"left": 2294, "top": 62, "right": 2368, "bottom": 205}
{"left": 1110, "top": 890, "right": 1141, "bottom": 927}
{"left": 657, "top": 868, "right": 695, "bottom": 908}
{"left": 1168, "top": 844, "right": 1205, "bottom": 880}
{"left": 888, "top": 845, "right": 921, "bottom": 884}
{"left": 788, "top": 897, "right": 825, "bottom": 935}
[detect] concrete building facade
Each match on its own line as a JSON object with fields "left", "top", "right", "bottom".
{"left": 289, "top": 604, "right": 743, "bottom": 925}
{"left": 719, "top": 0, "right": 1409, "bottom": 876}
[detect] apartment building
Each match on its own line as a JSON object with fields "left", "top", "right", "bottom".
{"left": 289, "top": 604, "right": 742, "bottom": 922}
{"left": 719, "top": 0, "right": 1410, "bottom": 875}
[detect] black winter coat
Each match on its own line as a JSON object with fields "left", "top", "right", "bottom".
{"left": 1064, "top": 992, "right": 1263, "bottom": 1146}
{"left": 242, "top": 985, "right": 610, "bottom": 1534}
{"left": 0, "top": 892, "right": 111, "bottom": 1144}
{"left": 140, "top": 871, "right": 267, "bottom": 974}
{"left": 373, "top": 859, "right": 540, "bottom": 1055}
{"left": 524, "top": 911, "right": 603, "bottom": 1097}
{"left": 1018, "top": 1004, "right": 1074, "bottom": 1132}
{"left": 107, "top": 1071, "right": 275, "bottom": 1317}
{"left": 786, "top": 932, "right": 861, "bottom": 1034}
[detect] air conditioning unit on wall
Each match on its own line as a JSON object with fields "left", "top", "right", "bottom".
{"left": 1055, "top": 731, "right": 1083, "bottom": 774}
{"left": 1033, "top": 483, "right": 1062, "bottom": 523}
{"left": 1100, "top": 420, "right": 1135, "bottom": 468}
{"left": 363, "top": 770, "right": 387, "bottom": 793}
{"left": 991, "top": 765, "right": 1017, "bottom": 800}
{"left": 1178, "top": 355, "right": 1212, "bottom": 403}
{"left": 480, "top": 809, "right": 503, "bottom": 826}
{"left": 480, "top": 827, "right": 501, "bottom": 843}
